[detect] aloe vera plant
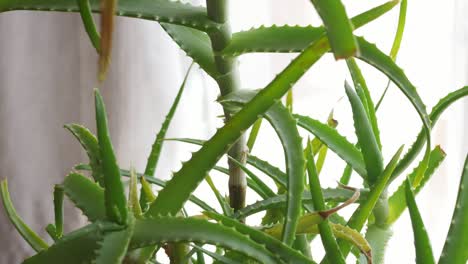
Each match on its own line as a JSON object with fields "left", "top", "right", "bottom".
{"left": 1, "top": 0, "right": 468, "bottom": 263}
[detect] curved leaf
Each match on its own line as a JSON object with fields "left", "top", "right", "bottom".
{"left": 77, "top": 0, "right": 100, "bottom": 52}
{"left": 129, "top": 217, "right": 279, "bottom": 263}
{"left": 95, "top": 89, "right": 127, "bottom": 224}
{"left": 246, "top": 118, "right": 263, "bottom": 152}
{"left": 309, "top": 0, "right": 357, "bottom": 59}
{"left": 295, "top": 114, "right": 366, "bottom": 178}
{"left": 0, "top": 180, "right": 48, "bottom": 252}
{"left": 96, "top": 217, "right": 135, "bottom": 264}
{"left": 228, "top": 156, "right": 276, "bottom": 198}
{"left": 387, "top": 146, "right": 446, "bottom": 224}
{"left": 345, "top": 81, "right": 383, "bottom": 185}
{"left": 63, "top": 173, "right": 106, "bottom": 221}
{"left": 64, "top": 123, "right": 103, "bottom": 186}
{"left": 203, "top": 212, "right": 315, "bottom": 264}
{"left": 439, "top": 155, "right": 468, "bottom": 264}
{"left": 221, "top": 90, "right": 305, "bottom": 246}
{"left": 405, "top": 179, "right": 435, "bottom": 264}
{"left": 0, "top": 0, "right": 219, "bottom": 31}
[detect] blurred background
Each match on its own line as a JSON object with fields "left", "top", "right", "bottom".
{"left": 0, "top": 0, "right": 467, "bottom": 263}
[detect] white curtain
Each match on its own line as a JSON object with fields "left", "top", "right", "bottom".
{"left": 1, "top": 0, "right": 467, "bottom": 263}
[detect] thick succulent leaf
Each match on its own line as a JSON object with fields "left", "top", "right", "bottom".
{"left": 309, "top": 0, "right": 358, "bottom": 59}
{"left": 295, "top": 114, "right": 366, "bottom": 177}
{"left": 222, "top": 0, "right": 398, "bottom": 56}
{"left": 228, "top": 157, "right": 276, "bottom": 198}
{"left": 346, "top": 58, "right": 381, "bottom": 149}
{"left": 129, "top": 169, "right": 143, "bottom": 218}
{"left": 77, "top": 0, "right": 100, "bottom": 52}
{"left": 305, "top": 142, "right": 345, "bottom": 264}
{"left": 145, "top": 64, "right": 193, "bottom": 177}
{"left": 129, "top": 217, "right": 280, "bottom": 263}
{"left": 94, "top": 89, "right": 127, "bottom": 224}
{"left": 234, "top": 188, "right": 365, "bottom": 219}
{"left": 405, "top": 179, "right": 435, "bottom": 264}
{"left": 161, "top": 23, "right": 218, "bottom": 77}
{"left": 0, "top": 180, "right": 48, "bottom": 252}
{"left": 439, "top": 155, "right": 468, "bottom": 264}
{"left": 95, "top": 216, "right": 135, "bottom": 264}
{"left": 64, "top": 123, "right": 103, "bottom": 186}
{"left": 145, "top": 36, "right": 329, "bottom": 217}
{"left": 387, "top": 146, "right": 446, "bottom": 224}
{"left": 338, "top": 146, "right": 403, "bottom": 257}
{"left": 345, "top": 82, "right": 384, "bottom": 185}
{"left": 392, "top": 86, "right": 468, "bottom": 181}
{"left": 191, "top": 244, "right": 240, "bottom": 264}
{"left": 220, "top": 90, "right": 306, "bottom": 246}
{"left": 358, "top": 224, "right": 392, "bottom": 264}
{"left": 204, "top": 212, "right": 315, "bottom": 264}
{"left": 53, "top": 185, "right": 64, "bottom": 238}
{"left": 205, "top": 175, "right": 233, "bottom": 216}
{"left": 63, "top": 173, "right": 106, "bottom": 221}
{"left": 23, "top": 222, "right": 121, "bottom": 264}
{"left": 0, "top": 0, "right": 218, "bottom": 31}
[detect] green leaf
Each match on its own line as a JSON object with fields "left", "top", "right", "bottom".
{"left": 205, "top": 174, "right": 233, "bottom": 216}
{"left": 63, "top": 173, "right": 106, "bottom": 221}
{"left": 94, "top": 89, "right": 128, "bottom": 224}
{"left": 77, "top": 0, "right": 100, "bottom": 52}
{"left": 191, "top": 244, "right": 241, "bottom": 264}
{"left": 305, "top": 142, "right": 345, "bottom": 264}
{"left": 0, "top": 179, "right": 48, "bottom": 252}
{"left": 345, "top": 81, "right": 384, "bottom": 185}
{"left": 389, "top": 0, "right": 407, "bottom": 60}
{"left": 295, "top": 114, "right": 367, "bottom": 178}
{"left": 439, "top": 155, "right": 468, "bottom": 264}
{"left": 246, "top": 118, "right": 263, "bottom": 152}
{"left": 220, "top": 90, "right": 306, "bottom": 246}
{"left": 53, "top": 185, "right": 64, "bottom": 238}
{"left": 144, "top": 63, "right": 193, "bottom": 177}
{"left": 96, "top": 216, "right": 135, "bottom": 264}
{"left": 23, "top": 222, "right": 121, "bottom": 264}
{"left": 64, "top": 123, "right": 103, "bottom": 186}
{"left": 228, "top": 156, "right": 276, "bottom": 198}
{"left": 204, "top": 212, "right": 315, "bottom": 264}
{"left": 405, "top": 179, "right": 435, "bottom": 264}
{"left": 145, "top": 35, "right": 329, "bottom": 218}
{"left": 338, "top": 146, "right": 403, "bottom": 257}
{"left": 0, "top": 0, "right": 219, "bottom": 31}
{"left": 387, "top": 146, "right": 446, "bottom": 224}
{"left": 392, "top": 86, "right": 468, "bottom": 182}
{"left": 222, "top": 0, "right": 398, "bottom": 56}
{"left": 129, "top": 168, "right": 143, "bottom": 218}
{"left": 357, "top": 224, "right": 392, "bottom": 264}
{"left": 309, "top": 0, "right": 358, "bottom": 59}
{"left": 130, "top": 217, "right": 280, "bottom": 263}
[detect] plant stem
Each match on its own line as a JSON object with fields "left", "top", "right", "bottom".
{"left": 206, "top": 0, "right": 247, "bottom": 211}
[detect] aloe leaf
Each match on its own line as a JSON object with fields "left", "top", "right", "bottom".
{"left": 305, "top": 142, "right": 345, "bottom": 264}
{"left": 439, "top": 155, "right": 468, "bottom": 264}
{"left": 53, "top": 185, "right": 64, "bottom": 238}
{"left": 295, "top": 114, "right": 367, "bottom": 178}
{"left": 23, "top": 222, "right": 121, "bottom": 264}
{"left": 355, "top": 37, "right": 431, "bottom": 185}
{"left": 345, "top": 82, "right": 383, "bottom": 185}
{"left": 346, "top": 58, "right": 381, "bottom": 149}
{"left": 315, "top": 145, "right": 328, "bottom": 175}
{"left": 234, "top": 188, "right": 364, "bottom": 219}
{"left": 246, "top": 118, "right": 263, "bottom": 152}
{"left": 205, "top": 175, "right": 232, "bottom": 216}
{"left": 45, "top": 224, "right": 58, "bottom": 242}
{"left": 129, "top": 168, "right": 143, "bottom": 218}
{"left": 130, "top": 217, "right": 280, "bottom": 263}
{"left": 96, "top": 216, "right": 135, "bottom": 264}
{"left": 191, "top": 244, "right": 240, "bottom": 264}
{"left": 204, "top": 212, "right": 315, "bottom": 264}
{"left": 392, "top": 86, "right": 468, "bottom": 182}
{"left": 0, "top": 180, "right": 48, "bottom": 252}
{"left": 64, "top": 123, "right": 103, "bottom": 186}
{"left": 228, "top": 156, "right": 276, "bottom": 198}
{"left": 357, "top": 224, "right": 392, "bottom": 264}
{"left": 387, "top": 146, "right": 446, "bottom": 224}
{"left": 0, "top": 0, "right": 218, "bottom": 31}
{"left": 338, "top": 146, "right": 403, "bottom": 257}
{"left": 222, "top": 0, "right": 397, "bottom": 56}
{"left": 94, "top": 89, "right": 128, "bottom": 224}
{"left": 77, "top": 0, "right": 100, "bottom": 52}
{"left": 309, "top": 0, "right": 357, "bottom": 59}
{"left": 145, "top": 33, "right": 329, "bottom": 218}
{"left": 220, "top": 90, "right": 306, "bottom": 246}
{"left": 405, "top": 179, "right": 435, "bottom": 264}
{"left": 145, "top": 63, "right": 193, "bottom": 177}
{"left": 63, "top": 173, "right": 106, "bottom": 221}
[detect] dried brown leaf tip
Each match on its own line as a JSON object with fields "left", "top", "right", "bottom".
{"left": 99, "top": 0, "right": 117, "bottom": 82}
